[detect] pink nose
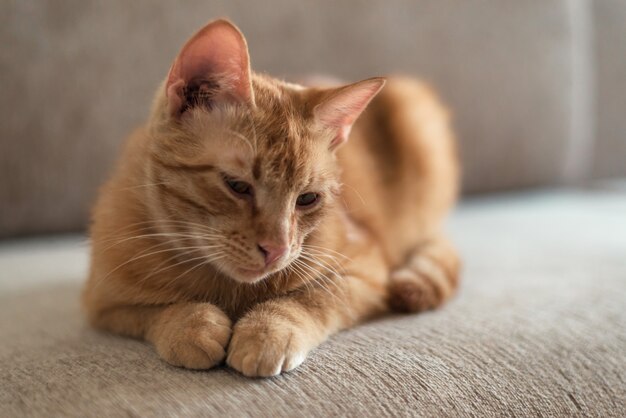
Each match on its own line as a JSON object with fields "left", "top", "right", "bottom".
{"left": 257, "top": 242, "right": 288, "bottom": 266}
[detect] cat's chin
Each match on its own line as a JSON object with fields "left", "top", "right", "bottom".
{"left": 228, "top": 266, "right": 270, "bottom": 284}
{"left": 223, "top": 256, "right": 296, "bottom": 284}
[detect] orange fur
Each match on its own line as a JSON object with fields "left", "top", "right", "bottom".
{"left": 83, "top": 19, "right": 460, "bottom": 377}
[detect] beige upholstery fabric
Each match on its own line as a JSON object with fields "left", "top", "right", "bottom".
{"left": 2, "top": 190, "right": 625, "bottom": 416}
{"left": 1, "top": 1, "right": 588, "bottom": 237}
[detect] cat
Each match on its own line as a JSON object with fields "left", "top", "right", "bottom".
{"left": 83, "top": 19, "right": 460, "bottom": 377}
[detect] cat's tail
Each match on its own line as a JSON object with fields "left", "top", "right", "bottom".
{"left": 388, "top": 235, "right": 461, "bottom": 313}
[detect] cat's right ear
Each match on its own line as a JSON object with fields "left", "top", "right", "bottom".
{"left": 165, "top": 19, "right": 254, "bottom": 117}
{"left": 313, "top": 77, "right": 385, "bottom": 151}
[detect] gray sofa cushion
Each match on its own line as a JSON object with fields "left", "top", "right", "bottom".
{"left": 1, "top": 1, "right": 584, "bottom": 237}
{"left": 2, "top": 189, "right": 625, "bottom": 416}
{"left": 592, "top": 0, "right": 626, "bottom": 179}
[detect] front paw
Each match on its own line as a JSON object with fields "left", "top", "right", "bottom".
{"left": 149, "top": 303, "right": 232, "bottom": 370}
{"left": 226, "top": 316, "right": 308, "bottom": 377}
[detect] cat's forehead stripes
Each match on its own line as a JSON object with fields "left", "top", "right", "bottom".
{"left": 168, "top": 73, "right": 328, "bottom": 192}
{"left": 252, "top": 157, "right": 262, "bottom": 180}
{"left": 244, "top": 76, "right": 320, "bottom": 190}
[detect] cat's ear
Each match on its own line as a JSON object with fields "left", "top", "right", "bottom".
{"left": 165, "top": 19, "right": 254, "bottom": 116}
{"left": 313, "top": 77, "right": 386, "bottom": 150}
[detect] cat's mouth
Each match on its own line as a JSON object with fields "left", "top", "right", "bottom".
{"left": 216, "top": 248, "right": 299, "bottom": 284}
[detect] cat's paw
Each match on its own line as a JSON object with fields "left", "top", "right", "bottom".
{"left": 149, "top": 303, "right": 232, "bottom": 370}
{"left": 389, "top": 253, "right": 458, "bottom": 313}
{"left": 226, "top": 315, "right": 308, "bottom": 377}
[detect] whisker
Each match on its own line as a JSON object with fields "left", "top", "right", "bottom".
{"left": 148, "top": 251, "right": 227, "bottom": 292}
{"left": 98, "top": 232, "right": 221, "bottom": 252}
{"left": 299, "top": 253, "right": 344, "bottom": 280}
{"left": 287, "top": 262, "right": 314, "bottom": 296}
{"left": 290, "top": 260, "right": 320, "bottom": 297}
{"left": 95, "top": 219, "right": 222, "bottom": 244}
{"left": 340, "top": 182, "right": 368, "bottom": 207}
{"left": 301, "top": 244, "right": 353, "bottom": 262}
{"left": 292, "top": 258, "right": 342, "bottom": 306}
{"left": 147, "top": 255, "right": 220, "bottom": 297}
{"left": 92, "top": 244, "right": 222, "bottom": 293}
{"left": 114, "top": 181, "right": 173, "bottom": 191}
{"left": 164, "top": 253, "right": 226, "bottom": 287}
{"left": 135, "top": 247, "right": 225, "bottom": 286}
{"left": 298, "top": 253, "right": 348, "bottom": 299}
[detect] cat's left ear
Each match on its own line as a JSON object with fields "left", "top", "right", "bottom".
{"left": 166, "top": 19, "right": 254, "bottom": 117}
{"left": 313, "top": 77, "right": 386, "bottom": 151}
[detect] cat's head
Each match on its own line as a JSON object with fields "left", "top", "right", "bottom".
{"left": 146, "top": 19, "right": 384, "bottom": 283}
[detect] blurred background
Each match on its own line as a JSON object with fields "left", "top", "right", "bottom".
{"left": 1, "top": 0, "right": 625, "bottom": 237}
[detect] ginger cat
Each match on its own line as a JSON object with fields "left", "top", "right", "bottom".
{"left": 83, "top": 19, "right": 460, "bottom": 377}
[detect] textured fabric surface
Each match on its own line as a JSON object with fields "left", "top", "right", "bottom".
{"left": 1, "top": 0, "right": 583, "bottom": 236}
{"left": 1, "top": 190, "right": 625, "bottom": 417}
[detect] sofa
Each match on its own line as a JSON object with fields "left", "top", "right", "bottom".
{"left": 1, "top": 1, "right": 625, "bottom": 416}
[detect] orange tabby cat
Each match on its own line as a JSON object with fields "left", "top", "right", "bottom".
{"left": 83, "top": 19, "right": 460, "bottom": 377}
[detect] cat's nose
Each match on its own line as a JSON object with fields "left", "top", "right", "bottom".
{"left": 257, "top": 242, "right": 288, "bottom": 266}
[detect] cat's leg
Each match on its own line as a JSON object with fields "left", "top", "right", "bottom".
{"left": 226, "top": 296, "right": 334, "bottom": 377}
{"left": 227, "top": 247, "right": 388, "bottom": 377}
{"left": 89, "top": 302, "right": 231, "bottom": 369}
{"left": 388, "top": 235, "right": 461, "bottom": 312}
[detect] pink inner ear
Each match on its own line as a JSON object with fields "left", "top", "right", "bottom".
{"left": 314, "top": 78, "right": 386, "bottom": 150}
{"left": 166, "top": 20, "right": 253, "bottom": 115}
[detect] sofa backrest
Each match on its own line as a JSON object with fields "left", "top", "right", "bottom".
{"left": 1, "top": 1, "right": 624, "bottom": 237}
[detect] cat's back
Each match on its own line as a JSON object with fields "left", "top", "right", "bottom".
{"left": 337, "top": 77, "right": 459, "bottom": 266}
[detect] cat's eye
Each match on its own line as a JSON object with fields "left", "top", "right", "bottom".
{"left": 296, "top": 192, "right": 319, "bottom": 208}
{"left": 225, "top": 178, "right": 253, "bottom": 196}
